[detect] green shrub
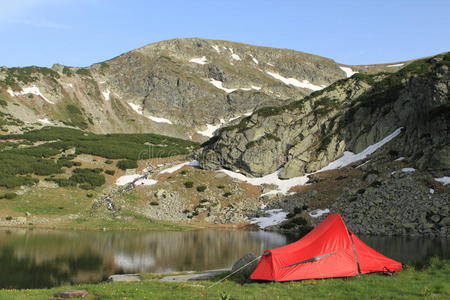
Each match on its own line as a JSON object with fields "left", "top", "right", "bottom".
{"left": 196, "top": 185, "right": 207, "bottom": 192}
{"left": 62, "top": 66, "right": 73, "bottom": 76}
{"left": 100, "top": 62, "right": 109, "bottom": 71}
{"left": 150, "top": 201, "right": 159, "bottom": 206}
{"left": 117, "top": 159, "right": 138, "bottom": 170}
{"left": 223, "top": 192, "right": 232, "bottom": 197}
{"left": 73, "top": 168, "right": 103, "bottom": 174}
{"left": 0, "top": 192, "right": 17, "bottom": 199}
{"left": 291, "top": 216, "right": 308, "bottom": 226}
{"left": 65, "top": 104, "right": 87, "bottom": 129}
{"left": 217, "top": 185, "right": 225, "bottom": 189}
{"left": 86, "top": 193, "right": 94, "bottom": 198}
{"left": 0, "top": 174, "right": 39, "bottom": 188}
{"left": 0, "top": 98, "right": 7, "bottom": 106}
{"left": 104, "top": 170, "right": 115, "bottom": 175}
{"left": 57, "top": 159, "right": 80, "bottom": 168}
{"left": 1, "top": 127, "right": 198, "bottom": 160}
{"left": 2, "top": 66, "right": 60, "bottom": 86}
{"left": 70, "top": 168, "right": 105, "bottom": 187}
{"left": 105, "top": 159, "right": 113, "bottom": 164}
{"left": 180, "top": 170, "right": 188, "bottom": 175}
{"left": 184, "top": 181, "right": 194, "bottom": 188}
{"left": 293, "top": 207, "right": 304, "bottom": 214}
{"left": 49, "top": 178, "right": 76, "bottom": 187}
{"left": 76, "top": 68, "right": 91, "bottom": 76}
{"left": 79, "top": 183, "right": 94, "bottom": 190}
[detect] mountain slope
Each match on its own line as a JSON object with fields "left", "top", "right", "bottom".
{"left": 200, "top": 53, "right": 450, "bottom": 178}
{"left": 0, "top": 38, "right": 408, "bottom": 140}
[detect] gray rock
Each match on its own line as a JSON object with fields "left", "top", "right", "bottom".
{"left": 107, "top": 274, "right": 141, "bottom": 282}
{"left": 53, "top": 290, "right": 88, "bottom": 298}
{"left": 231, "top": 253, "right": 259, "bottom": 278}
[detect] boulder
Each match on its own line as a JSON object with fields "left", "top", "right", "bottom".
{"left": 53, "top": 290, "right": 88, "bottom": 298}
{"left": 107, "top": 274, "right": 141, "bottom": 282}
{"left": 231, "top": 253, "right": 259, "bottom": 278}
{"left": 15, "top": 217, "right": 27, "bottom": 223}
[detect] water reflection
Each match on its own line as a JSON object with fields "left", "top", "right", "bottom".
{"left": 360, "top": 235, "right": 450, "bottom": 265}
{"left": 0, "top": 228, "right": 448, "bottom": 289}
{"left": 0, "top": 229, "right": 287, "bottom": 288}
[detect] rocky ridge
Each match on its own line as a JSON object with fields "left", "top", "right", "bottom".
{"left": 0, "top": 38, "right": 407, "bottom": 140}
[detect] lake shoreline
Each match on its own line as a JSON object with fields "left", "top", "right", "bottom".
{"left": 1, "top": 259, "right": 449, "bottom": 299}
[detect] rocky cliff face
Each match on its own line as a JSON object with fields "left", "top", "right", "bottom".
{"left": 200, "top": 53, "right": 450, "bottom": 178}
{"left": 0, "top": 38, "right": 406, "bottom": 140}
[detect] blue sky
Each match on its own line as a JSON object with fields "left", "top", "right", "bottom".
{"left": 1, "top": 0, "right": 449, "bottom": 67}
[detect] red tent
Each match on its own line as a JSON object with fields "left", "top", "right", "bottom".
{"left": 250, "top": 213, "right": 402, "bottom": 281}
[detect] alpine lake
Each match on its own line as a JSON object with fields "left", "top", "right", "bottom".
{"left": 0, "top": 228, "right": 448, "bottom": 289}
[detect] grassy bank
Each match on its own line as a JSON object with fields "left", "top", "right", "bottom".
{"left": 2, "top": 259, "right": 449, "bottom": 299}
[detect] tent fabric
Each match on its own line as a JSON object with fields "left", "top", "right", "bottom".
{"left": 250, "top": 213, "right": 402, "bottom": 281}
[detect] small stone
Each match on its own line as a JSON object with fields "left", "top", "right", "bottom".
{"left": 53, "top": 290, "right": 88, "bottom": 298}
{"left": 25, "top": 212, "right": 31, "bottom": 217}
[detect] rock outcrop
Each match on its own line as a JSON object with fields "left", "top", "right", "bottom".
{"left": 200, "top": 53, "right": 450, "bottom": 179}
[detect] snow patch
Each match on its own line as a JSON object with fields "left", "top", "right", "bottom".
{"left": 318, "top": 128, "right": 403, "bottom": 172}
{"left": 430, "top": 188, "right": 435, "bottom": 194}
{"left": 401, "top": 168, "right": 416, "bottom": 173}
{"left": 116, "top": 174, "right": 157, "bottom": 186}
{"left": 266, "top": 71, "right": 325, "bottom": 91}
{"left": 240, "top": 86, "right": 262, "bottom": 91}
{"left": 212, "top": 45, "right": 220, "bottom": 53}
{"left": 128, "top": 102, "right": 143, "bottom": 115}
{"left": 395, "top": 157, "right": 405, "bottom": 161}
{"left": 219, "top": 169, "right": 309, "bottom": 196}
{"left": 7, "top": 86, "right": 54, "bottom": 104}
{"left": 435, "top": 176, "right": 450, "bottom": 185}
{"left": 228, "top": 48, "right": 241, "bottom": 61}
{"left": 309, "top": 209, "right": 330, "bottom": 218}
{"left": 37, "top": 118, "right": 52, "bottom": 125}
{"left": 251, "top": 209, "right": 288, "bottom": 229}
{"left": 159, "top": 160, "right": 199, "bottom": 174}
{"left": 128, "top": 103, "right": 172, "bottom": 124}
{"left": 189, "top": 56, "right": 208, "bottom": 65}
{"left": 250, "top": 54, "right": 259, "bottom": 64}
{"left": 102, "top": 89, "right": 111, "bottom": 101}
{"left": 387, "top": 63, "right": 404, "bottom": 68}
{"left": 135, "top": 178, "right": 158, "bottom": 186}
{"left": 339, "top": 66, "right": 358, "bottom": 78}
{"left": 197, "top": 112, "right": 253, "bottom": 137}
{"left": 197, "top": 121, "right": 225, "bottom": 137}
{"left": 231, "top": 54, "right": 241, "bottom": 61}
{"left": 209, "top": 79, "right": 237, "bottom": 93}
{"left": 208, "top": 80, "right": 262, "bottom": 93}
{"left": 220, "top": 128, "right": 403, "bottom": 195}
{"left": 116, "top": 174, "right": 141, "bottom": 186}
{"left": 147, "top": 115, "right": 173, "bottom": 124}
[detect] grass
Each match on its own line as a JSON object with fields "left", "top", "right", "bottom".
{"left": 1, "top": 66, "right": 60, "bottom": 87}
{"left": 0, "top": 127, "right": 198, "bottom": 189}
{"left": 1, "top": 259, "right": 448, "bottom": 299}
